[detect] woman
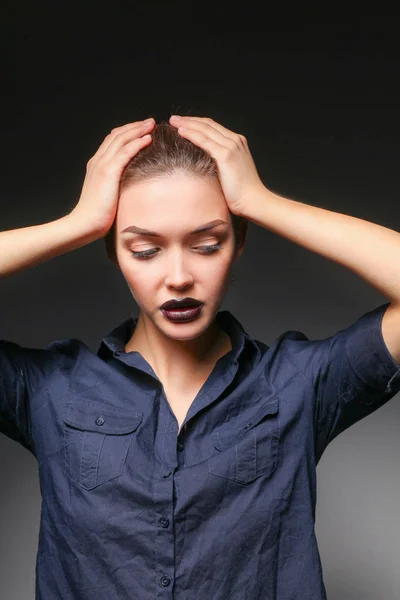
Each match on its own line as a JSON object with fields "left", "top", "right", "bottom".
{"left": 1, "top": 115, "right": 399, "bottom": 599}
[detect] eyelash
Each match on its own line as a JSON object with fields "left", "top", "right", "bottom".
{"left": 131, "top": 243, "right": 223, "bottom": 260}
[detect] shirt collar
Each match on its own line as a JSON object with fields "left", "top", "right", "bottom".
{"left": 96, "top": 310, "right": 257, "bottom": 372}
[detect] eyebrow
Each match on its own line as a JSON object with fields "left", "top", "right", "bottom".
{"left": 120, "top": 219, "right": 229, "bottom": 237}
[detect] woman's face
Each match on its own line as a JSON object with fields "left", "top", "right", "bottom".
{"left": 115, "top": 172, "right": 243, "bottom": 341}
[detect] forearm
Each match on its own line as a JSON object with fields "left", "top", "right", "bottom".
{"left": 0, "top": 214, "right": 102, "bottom": 277}
{"left": 243, "top": 187, "right": 400, "bottom": 304}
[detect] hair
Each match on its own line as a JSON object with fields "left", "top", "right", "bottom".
{"left": 104, "top": 121, "right": 247, "bottom": 266}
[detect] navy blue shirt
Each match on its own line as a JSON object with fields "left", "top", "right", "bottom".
{"left": 1, "top": 303, "right": 400, "bottom": 599}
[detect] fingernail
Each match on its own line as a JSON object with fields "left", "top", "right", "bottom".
{"left": 144, "top": 118, "right": 154, "bottom": 123}
{"left": 171, "top": 115, "right": 181, "bottom": 120}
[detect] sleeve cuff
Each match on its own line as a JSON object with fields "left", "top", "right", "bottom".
{"left": 345, "top": 302, "right": 400, "bottom": 394}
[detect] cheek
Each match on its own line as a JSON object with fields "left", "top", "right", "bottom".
{"left": 118, "top": 260, "right": 150, "bottom": 292}
{"left": 205, "top": 261, "right": 232, "bottom": 282}
{"left": 124, "top": 270, "right": 151, "bottom": 291}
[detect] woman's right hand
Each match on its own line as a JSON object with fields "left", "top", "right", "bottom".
{"left": 69, "top": 118, "right": 155, "bottom": 237}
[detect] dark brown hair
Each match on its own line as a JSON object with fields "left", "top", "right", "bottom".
{"left": 104, "top": 121, "right": 247, "bottom": 265}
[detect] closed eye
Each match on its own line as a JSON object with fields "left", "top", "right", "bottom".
{"left": 131, "top": 244, "right": 223, "bottom": 260}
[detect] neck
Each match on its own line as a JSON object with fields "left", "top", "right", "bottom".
{"left": 125, "top": 312, "right": 232, "bottom": 385}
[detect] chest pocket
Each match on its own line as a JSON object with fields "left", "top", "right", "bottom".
{"left": 63, "top": 402, "right": 143, "bottom": 491}
{"left": 208, "top": 397, "right": 280, "bottom": 485}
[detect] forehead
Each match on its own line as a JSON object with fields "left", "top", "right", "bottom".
{"left": 117, "top": 173, "right": 226, "bottom": 217}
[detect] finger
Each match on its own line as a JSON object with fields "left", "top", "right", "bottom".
{"left": 174, "top": 126, "right": 229, "bottom": 162}
{"left": 96, "top": 134, "right": 153, "bottom": 175}
{"left": 94, "top": 119, "right": 155, "bottom": 162}
{"left": 97, "top": 119, "right": 155, "bottom": 159}
{"left": 173, "top": 121, "right": 236, "bottom": 151}
{"left": 170, "top": 117, "right": 237, "bottom": 152}
{"left": 170, "top": 115, "right": 236, "bottom": 142}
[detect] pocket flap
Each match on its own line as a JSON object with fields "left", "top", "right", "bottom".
{"left": 211, "top": 397, "right": 279, "bottom": 451}
{"left": 63, "top": 403, "right": 143, "bottom": 435}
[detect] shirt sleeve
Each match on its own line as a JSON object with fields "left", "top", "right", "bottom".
{"left": 0, "top": 339, "right": 51, "bottom": 454}
{"left": 282, "top": 303, "right": 400, "bottom": 462}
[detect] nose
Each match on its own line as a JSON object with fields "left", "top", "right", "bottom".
{"left": 164, "top": 250, "right": 194, "bottom": 289}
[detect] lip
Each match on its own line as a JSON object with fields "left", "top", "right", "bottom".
{"left": 161, "top": 304, "right": 204, "bottom": 323}
{"left": 160, "top": 297, "right": 203, "bottom": 310}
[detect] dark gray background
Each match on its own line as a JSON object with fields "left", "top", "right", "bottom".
{"left": 3, "top": 5, "right": 400, "bottom": 598}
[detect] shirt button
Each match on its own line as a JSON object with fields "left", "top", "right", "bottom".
{"left": 159, "top": 517, "right": 169, "bottom": 528}
{"left": 160, "top": 575, "right": 170, "bottom": 587}
{"left": 177, "top": 441, "right": 184, "bottom": 451}
{"left": 95, "top": 416, "right": 105, "bottom": 426}
{"left": 163, "top": 470, "right": 171, "bottom": 478}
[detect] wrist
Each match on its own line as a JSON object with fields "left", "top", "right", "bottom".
{"left": 63, "top": 212, "right": 106, "bottom": 245}
{"left": 240, "top": 185, "right": 279, "bottom": 221}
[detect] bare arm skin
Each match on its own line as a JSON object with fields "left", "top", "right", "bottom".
{"left": 0, "top": 117, "right": 155, "bottom": 278}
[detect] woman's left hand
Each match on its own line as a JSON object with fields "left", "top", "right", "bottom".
{"left": 169, "top": 115, "right": 266, "bottom": 218}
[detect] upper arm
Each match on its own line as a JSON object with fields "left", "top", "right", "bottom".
{"left": 381, "top": 302, "right": 400, "bottom": 366}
